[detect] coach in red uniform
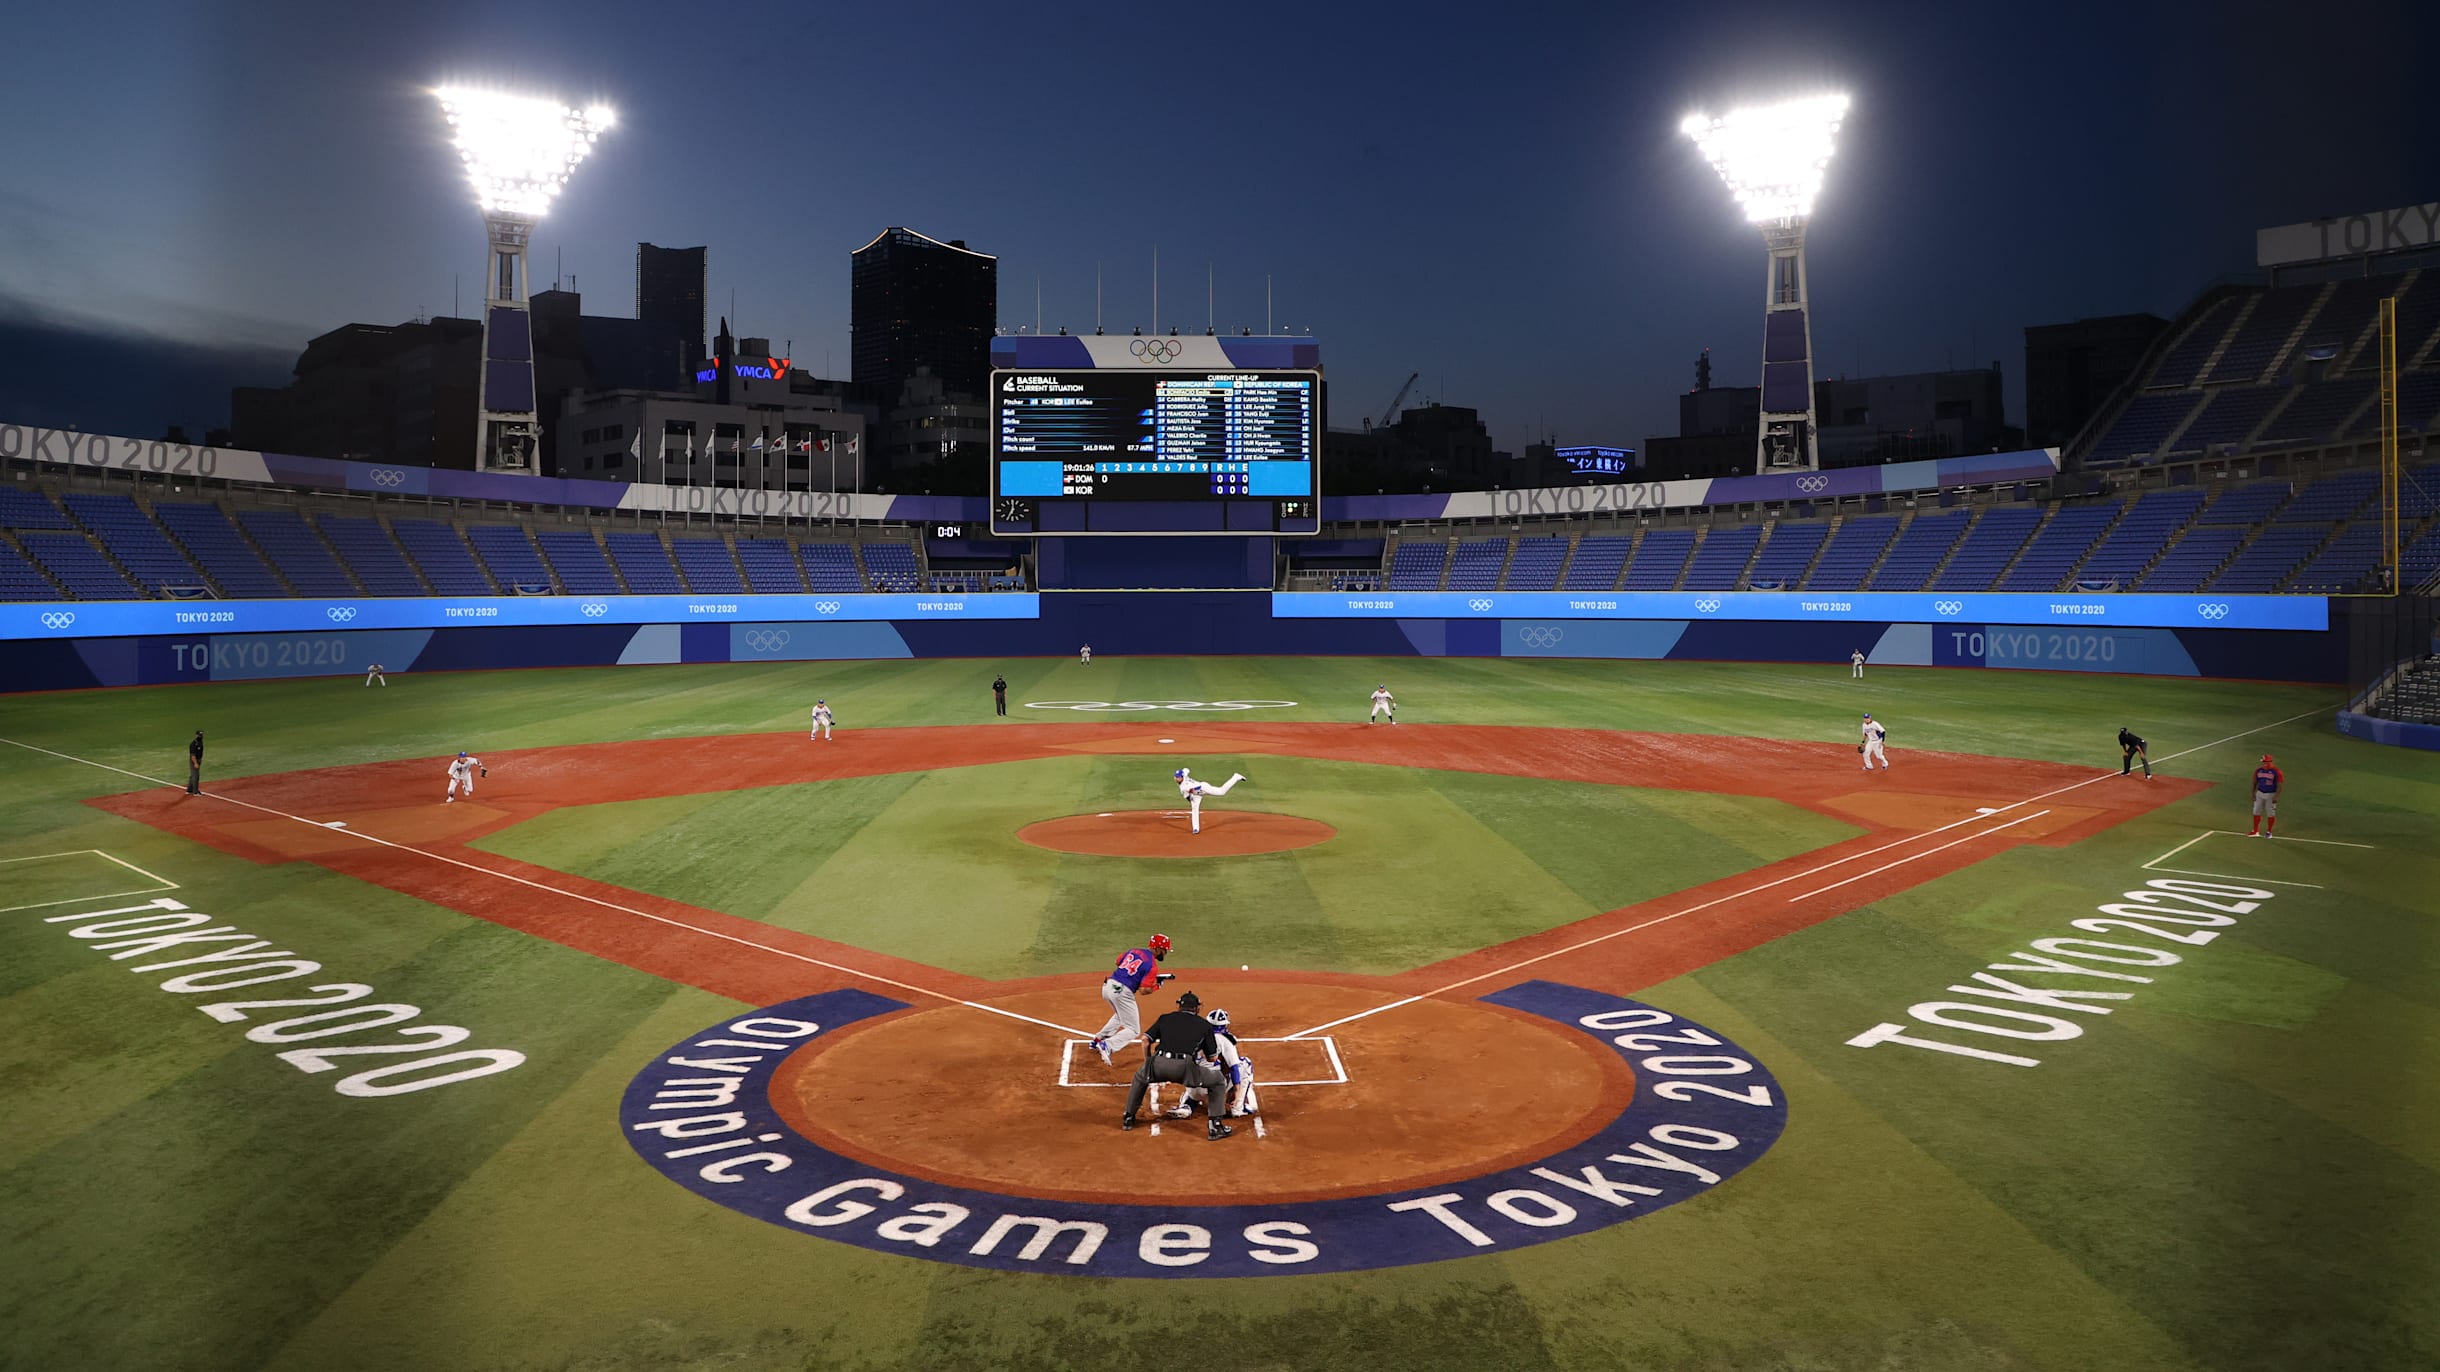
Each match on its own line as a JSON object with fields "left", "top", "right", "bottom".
{"left": 2249, "top": 755, "right": 2283, "bottom": 837}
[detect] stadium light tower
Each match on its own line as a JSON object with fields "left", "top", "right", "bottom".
{"left": 1682, "top": 92, "right": 1849, "bottom": 472}
{"left": 434, "top": 87, "right": 615, "bottom": 472}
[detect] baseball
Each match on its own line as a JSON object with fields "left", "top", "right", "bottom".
{"left": 1240, "top": 964, "right": 1249, "bottom": 971}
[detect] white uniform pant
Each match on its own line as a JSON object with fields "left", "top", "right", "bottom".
{"left": 1186, "top": 775, "right": 1241, "bottom": 832}
{"left": 1862, "top": 739, "right": 1887, "bottom": 770}
{"left": 1183, "top": 1055, "right": 1258, "bottom": 1116}
{"left": 1096, "top": 979, "right": 1142, "bottom": 1053}
{"left": 1370, "top": 701, "right": 1394, "bottom": 720}
{"left": 448, "top": 773, "right": 474, "bottom": 798}
{"left": 365, "top": 671, "right": 385, "bottom": 687}
{"left": 1852, "top": 661, "right": 1864, "bottom": 678}
{"left": 811, "top": 719, "right": 832, "bottom": 740}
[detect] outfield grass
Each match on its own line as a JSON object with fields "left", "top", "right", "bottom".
{"left": 2, "top": 657, "right": 2434, "bottom": 1372}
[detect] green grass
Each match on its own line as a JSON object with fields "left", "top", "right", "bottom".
{"left": 2, "top": 656, "right": 2434, "bottom": 1372}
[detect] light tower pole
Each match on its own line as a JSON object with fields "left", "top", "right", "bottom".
{"left": 1682, "top": 93, "right": 1850, "bottom": 472}
{"left": 434, "top": 88, "right": 615, "bottom": 472}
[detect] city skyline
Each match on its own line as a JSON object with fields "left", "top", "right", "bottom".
{"left": 1, "top": 0, "right": 2436, "bottom": 454}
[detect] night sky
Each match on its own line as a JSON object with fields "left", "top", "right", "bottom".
{"left": 2, "top": 0, "right": 2436, "bottom": 449}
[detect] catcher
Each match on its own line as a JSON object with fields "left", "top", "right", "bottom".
{"left": 1167, "top": 1005, "right": 1259, "bottom": 1120}
{"left": 445, "top": 751, "right": 487, "bottom": 803}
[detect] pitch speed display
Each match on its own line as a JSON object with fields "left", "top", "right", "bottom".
{"left": 990, "top": 369, "right": 1320, "bottom": 535}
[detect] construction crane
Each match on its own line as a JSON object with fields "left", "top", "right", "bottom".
{"left": 1369, "top": 371, "right": 1420, "bottom": 431}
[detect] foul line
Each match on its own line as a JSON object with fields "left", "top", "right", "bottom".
{"left": 1285, "top": 701, "right": 2334, "bottom": 1041}
{"left": 0, "top": 848, "right": 183, "bottom": 914}
{"left": 2138, "top": 827, "right": 2363, "bottom": 889}
{"left": 0, "top": 736, "right": 1095, "bottom": 1041}
{"left": 1783, "top": 810, "right": 2048, "bottom": 903}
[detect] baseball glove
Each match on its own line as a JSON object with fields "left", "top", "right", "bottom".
{"left": 479, "top": 766, "right": 489, "bottom": 778}
{"left": 1856, "top": 744, "right": 1863, "bottom": 754}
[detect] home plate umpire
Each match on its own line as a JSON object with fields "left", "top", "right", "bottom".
{"left": 1120, "top": 991, "right": 1235, "bottom": 1141}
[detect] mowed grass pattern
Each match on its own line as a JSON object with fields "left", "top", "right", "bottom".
{"left": 1, "top": 656, "right": 2435, "bottom": 1372}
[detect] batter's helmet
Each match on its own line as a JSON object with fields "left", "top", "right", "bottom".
{"left": 1206, "top": 1008, "right": 1230, "bottom": 1029}
{"left": 1148, "top": 933, "right": 1172, "bottom": 955}
{"left": 1175, "top": 991, "right": 1202, "bottom": 1011}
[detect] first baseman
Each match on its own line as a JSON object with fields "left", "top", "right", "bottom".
{"left": 1089, "top": 934, "right": 1175, "bottom": 1063}
{"left": 811, "top": 699, "right": 835, "bottom": 741}
{"left": 1175, "top": 767, "right": 1245, "bottom": 834}
{"left": 1369, "top": 685, "right": 1396, "bottom": 722}
{"left": 445, "top": 751, "right": 485, "bottom": 802}
{"left": 1859, "top": 714, "right": 1889, "bottom": 770}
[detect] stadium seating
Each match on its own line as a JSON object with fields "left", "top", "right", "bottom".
{"left": 1620, "top": 529, "right": 1695, "bottom": 589}
{"left": 2295, "top": 276, "right": 2396, "bottom": 363}
{"left": 1681, "top": 526, "right": 1761, "bottom": 590}
{"left": 65, "top": 494, "right": 209, "bottom": 594}
{"left": 1502, "top": 536, "right": 1568, "bottom": 589}
{"left": 2073, "top": 489, "right": 2206, "bottom": 587}
{"left": 2195, "top": 481, "right": 2292, "bottom": 526}
{"left": 2254, "top": 378, "right": 2377, "bottom": 449}
{"left": 392, "top": 519, "right": 496, "bottom": 595}
{"left": 2345, "top": 372, "right": 2440, "bottom": 438}
{"left": 0, "top": 487, "right": 74, "bottom": 529}
{"left": 2287, "top": 523, "right": 2386, "bottom": 593}
{"left": 735, "top": 538, "right": 808, "bottom": 594}
{"left": 1386, "top": 541, "right": 1449, "bottom": 589}
{"left": 2134, "top": 525, "right": 2247, "bottom": 591}
{"left": 861, "top": 542, "right": 921, "bottom": 591}
{"left": 2147, "top": 296, "right": 2239, "bottom": 389}
{"left": 1445, "top": 537, "right": 1509, "bottom": 590}
{"left": 316, "top": 516, "right": 427, "bottom": 595}
{"left": 2204, "top": 283, "right": 2322, "bottom": 384}
{"left": 2086, "top": 393, "right": 2205, "bottom": 467}
{"left": 467, "top": 525, "right": 553, "bottom": 593}
{"left": 2278, "top": 470, "right": 2377, "bottom": 523}
{"left": 0, "top": 540, "right": 60, "bottom": 599}
{"left": 1746, "top": 522, "right": 1826, "bottom": 589}
{"left": 238, "top": 509, "right": 357, "bottom": 596}
{"left": 605, "top": 532, "right": 683, "bottom": 593}
{"left": 2209, "top": 525, "right": 2330, "bottom": 592}
{"left": 1997, "top": 505, "right": 2121, "bottom": 591}
{"left": 1932, "top": 506, "right": 2041, "bottom": 591}
{"left": 799, "top": 542, "right": 862, "bottom": 593}
{"left": 2403, "top": 526, "right": 2440, "bottom": 588}
{"left": 1866, "top": 511, "right": 1968, "bottom": 591}
{"left": 534, "top": 530, "right": 623, "bottom": 595}
{"left": 2166, "top": 387, "right": 2285, "bottom": 455}
{"left": 1804, "top": 515, "right": 1899, "bottom": 590}
{"left": 151, "top": 502, "right": 286, "bottom": 596}
{"left": 1561, "top": 536, "right": 1630, "bottom": 590}
{"left": 669, "top": 536, "right": 745, "bottom": 593}
{"left": 2402, "top": 463, "right": 2440, "bottom": 520}
{"left": 19, "top": 530, "right": 138, "bottom": 598}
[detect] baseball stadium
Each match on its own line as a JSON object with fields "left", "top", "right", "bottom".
{"left": 6, "top": 48, "right": 2440, "bottom": 1372}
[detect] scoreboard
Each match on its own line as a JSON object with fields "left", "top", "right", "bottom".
{"left": 989, "top": 369, "right": 1321, "bottom": 536}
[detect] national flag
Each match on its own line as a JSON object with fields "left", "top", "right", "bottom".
{"left": 847, "top": 435, "right": 861, "bottom": 454}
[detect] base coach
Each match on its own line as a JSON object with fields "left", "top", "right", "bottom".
{"left": 1121, "top": 991, "right": 1234, "bottom": 1141}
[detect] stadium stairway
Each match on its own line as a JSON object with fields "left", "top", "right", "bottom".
{"left": 1745, "top": 519, "right": 1827, "bottom": 589}
{"left": 1993, "top": 501, "right": 2128, "bottom": 591}
{"left": 240, "top": 508, "right": 362, "bottom": 596}
{"left": 1682, "top": 525, "right": 1761, "bottom": 590}
{"left": 318, "top": 514, "right": 431, "bottom": 595}
{"left": 669, "top": 534, "right": 747, "bottom": 594}
{"left": 1561, "top": 533, "right": 1632, "bottom": 591}
{"left": 391, "top": 518, "right": 500, "bottom": 595}
{"left": 467, "top": 524, "right": 558, "bottom": 595}
{"left": 0, "top": 530, "right": 70, "bottom": 600}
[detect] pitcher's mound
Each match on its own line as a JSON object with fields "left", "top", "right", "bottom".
{"left": 1018, "top": 810, "right": 1335, "bottom": 857}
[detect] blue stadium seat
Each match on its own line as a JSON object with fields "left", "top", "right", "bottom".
{"left": 1682, "top": 526, "right": 1761, "bottom": 590}
{"left": 798, "top": 542, "right": 862, "bottom": 593}
{"left": 2087, "top": 393, "right": 2205, "bottom": 467}
{"left": 151, "top": 501, "right": 285, "bottom": 597}
{"left": 2134, "top": 525, "right": 2248, "bottom": 591}
{"left": 734, "top": 538, "right": 807, "bottom": 594}
{"left": 1866, "top": 511, "right": 1968, "bottom": 591}
{"left": 606, "top": 532, "right": 683, "bottom": 594}
{"left": 392, "top": 520, "right": 496, "bottom": 595}
{"left": 18, "top": 530, "right": 139, "bottom": 599}
{"left": 1997, "top": 505, "right": 2121, "bottom": 591}
{"left": 1444, "top": 537, "right": 1509, "bottom": 590}
{"left": 2209, "top": 525, "right": 2331, "bottom": 592}
{"left": 467, "top": 525, "right": 553, "bottom": 593}
{"left": 316, "top": 515, "right": 426, "bottom": 595}
{"left": 1803, "top": 515, "right": 1899, "bottom": 590}
{"left": 2073, "top": 489, "right": 2206, "bottom": 587}
{"left": 2204, "top": 284, "right": 2322, "bottom": 384}
{"left": 239, "top": 509, "right": 356, "bottom": 596}
{"left": 2254, "top": 378, "right": 2377, "bottom": 449}
{"left": 1620, "top": 529, "right": 1694, "bottom": 589}
{"left": 1386, "top": 541, "right": 1449, "bottom": 589}
{"left": 2147, "top": 296, "right": 2240, "bottom": 389}
{"left": 534, "top": 530, "right": 622, "bottom": 595}
{"left": 1746, "top": 522, "right": 1827, "bottom": 589}
{"left": 2195, "top": 481, "right": 2292, "bottom": 526}
{"left": 1932, "top": 506, "right": 2041, "bottom": 591}
{"left": 2277, "top": 470, "right": 2377, "bottom": 523}
{"left": 2287, "top": 523, "right": 2386, "bottom": 594}
{"left": 860, "top": 543, "right": 920, "bottom": 591}
{"left": 670, "top": 536, "right": 745, "bottom": 593}
{"left": 0, "top": 539, "right": 62, "bottom": 600}
{"left": 2166, "top": 387, "right": 2285, "bottom": 455}
{"left": 1502, "top": 537, "right": 1567, "bottom": 590}
{"left": 0, "top": 487, "right": 74, "bottom": 529}
{"left": 64, "top": 494, "right": 208, "bottom": 595}
{"left": 1561, "top": 536, "right": 1629, "bottom": 590}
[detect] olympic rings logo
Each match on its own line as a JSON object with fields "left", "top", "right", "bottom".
{"left": 326, "top": 606, "right": 357, "bottom": 622}
{"left": 369, "top": 468, "right": 406, "bottom": 487}
{"left": 2197, "top": 602, "right": 2230, "bottom": 620}
{"left": 1796, "top": 474, "right": 1829, "bottom": 493}
{"left": 1129, "top": 339, "right": 1183, "bottom": 363}
{"left": 1693, "top": 598, "right": 1723, "bottom": 613}
{"left": 580, "top": 602, "right": 609, "bottom": 617}
{"left": 1518, "top": 626, "right": 1565, "bottom": 648}
{"left": 815, "top": 600, "right": 841, "bottom": 615}
{"left": 1467, "top": 598, "right": 1494, "bottom": 612}
{"left": 1934, "top": 599, "right": 1964, "bottom": 616}
{"left": 742, "top": 629, "right": 792, "bottom": 653}
{"left": 1023, "top": 699, "right": 1299, "bottom": 713}
{"left": 39, "top": 611, "right": 76, "bottom": 629}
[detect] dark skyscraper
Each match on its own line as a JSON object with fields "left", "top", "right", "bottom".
{"left": 851, "top": 227, "right": 996, "bottom": 400}
{"left": 636, "top": 243, "right": 708, "bottom": 363}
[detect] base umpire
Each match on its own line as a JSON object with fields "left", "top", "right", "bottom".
{"left": 1121, "top": 991, "right": 1235, "bottom": 1140}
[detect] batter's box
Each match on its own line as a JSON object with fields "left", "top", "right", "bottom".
{"left": 1056, "top": 1036, "right": 1348, "bottom": 1087}
{"left": 0, "top": 850, "right": 179, "bottom": 914}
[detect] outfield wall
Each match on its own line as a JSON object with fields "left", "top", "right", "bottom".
{"left": 0, "top": 591, "right": 2344, "bottom": 691}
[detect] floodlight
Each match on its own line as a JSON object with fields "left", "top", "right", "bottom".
{"left": 1681, "top": 92, "right": 1850, "bottom": 474}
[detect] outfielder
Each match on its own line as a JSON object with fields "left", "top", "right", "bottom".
{"left": 810, "top": 699, "right": 835, "bottom": 741}
{"left": 1169, "top": 1006, "right": 1258, "bottom": 1119}
{"left": 1174, "top": 766, "right": 1245, "bottom": 835}
{"left": 1080, "top": 644, "right": 1092, "bottom": 665}
{"left": 365, "top": 662, "right": 387, "bottom": 687}
{"left": 1850, "top": 649, "right": 1865, "bottom": 679}
{"left": 1089, "top": 934, "right": 1175, "bottom": 1063}
{"left": 445, "top": 751, "right": 485, "bottom": 802}
{"left": 1859, "top": 714, "right": 1889, "bottom": 770}
{"left": 1368, "top": 684, "right": 1396, "bottom": 723}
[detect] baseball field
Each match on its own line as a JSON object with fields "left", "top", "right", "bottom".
{"left": 2, "top": 655, "right": 2434, "bottom": 1372}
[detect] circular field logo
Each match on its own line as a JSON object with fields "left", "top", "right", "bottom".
{"left": 619, "top": 981, "right": 1785, "bottom": 1277}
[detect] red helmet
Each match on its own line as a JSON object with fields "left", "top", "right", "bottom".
{"left": 1148, "top": 933, "right": 1172, "bottom": 955}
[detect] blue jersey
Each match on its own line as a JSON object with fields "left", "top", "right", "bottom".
{"left": 1110, "top": 948, "right": 1158, "bottom": 991}
{"left": 2254, "top": 765, "right": 2282, "bottom": 794}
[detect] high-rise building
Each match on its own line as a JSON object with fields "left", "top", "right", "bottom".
{"left": 637, "top": 243, "right": 708, "bottom": 363}
{"left": 851, "top": 228, "right": 996, "bottom": 401}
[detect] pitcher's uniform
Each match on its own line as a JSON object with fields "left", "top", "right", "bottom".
{"left": 1175, "top": 767, "right": 1245, "bottom": 835}
{"left": 1369, "top": 686, "right": 1396, "bottom": 722}
{"left": 1860, "top": 716, "right": 1888, "bottom": 771}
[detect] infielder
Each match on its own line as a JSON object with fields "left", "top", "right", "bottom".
{"left": 2249, "top": 754, "right": 2282, "bottom": 836}
{"left": 1089, "top": 933, "right": 1175, "bottom": 1063}
{"left": 1368, "top": 684, "right": 1396, "bottom": 723}
{"left": 1850, "top": 649, "right": 1865, "bottom": 679}
{"left": 810, "top": 699, "right": 835, "bottom": 741}
{"left": 1859, "top": 713, "right": 1889, "bottom": 770}
{"left": 1174, "top": 766, "right": 1245, "bottom": 834}
{"left": 365, "top": 662, "right": 387, "bottom": 687}
{"left": 1169, "top": 1006, "right": 1258, "bottom": 1119}
{"left": 445, "top": 751, "right": 485, "bottom": 802}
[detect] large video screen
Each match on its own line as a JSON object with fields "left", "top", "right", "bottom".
{"left": 989, "top": 369, "right": 1320, "bottom": 536}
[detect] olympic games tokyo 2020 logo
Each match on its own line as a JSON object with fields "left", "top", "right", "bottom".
{"left": 1517, "top": 626, "right": 1565, "bottom": 649}
{"left": 742, "top": 629, "right": 792, "bottom": 653}
{"left": 39, "top": 611, "right": 77, "bottom": 629}
{"left": 618, "top": 983, "right": 1784, "bottom": 1278}
{"left": 1023, "top": 700, "right": 1297, "bottom": 713}
{"left": 1130, "top": 339, "right": 1184, "bottom": 363}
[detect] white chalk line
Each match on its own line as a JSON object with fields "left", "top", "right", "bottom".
{"left": 1058, "top": 1036, "right": 1345, "bottom": 1087}
{"left": 0, "top": 736, "right": 1095, "bottom": 1040}
{"left": 1285, "top": 702, "right": 2335, "bottom": 1041}
{"left": 2138, "top": 826, "right": 2371, "bottom": 890}
{"left": 1783, "top": 810, "right": 2049, "bottom": 903}
{"left": 0, "top": 847, "right": 183, "bottom": 914}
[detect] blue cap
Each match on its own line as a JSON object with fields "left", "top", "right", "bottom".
{"left": 1174, "top": 768, "right": 1187, "bottom": 779}
{"left": 458, "top": 751, "right": 467, "bottom": 757}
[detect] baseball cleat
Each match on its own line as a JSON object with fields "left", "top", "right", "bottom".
{"left": 1166, "top": 1105, "right": 1193, "bottom": 1119}
{"left": 1091, "top": 1037, "right": 1112, "bottom": 1065}
{"left": 1121, "top": 1115, "right": 1137, "bottom": 1131}
{"left": 1207, "top": 1122, "right": 1234, "bottom": 1141}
